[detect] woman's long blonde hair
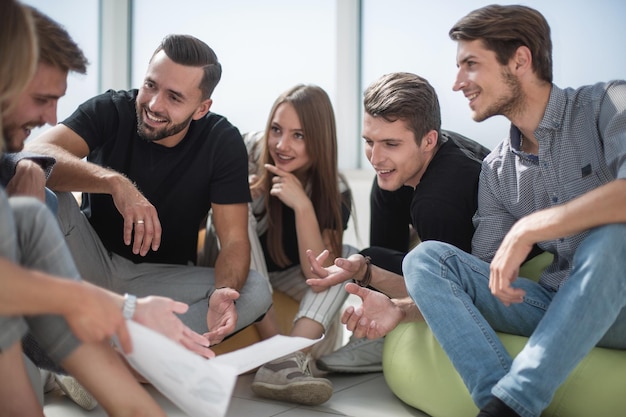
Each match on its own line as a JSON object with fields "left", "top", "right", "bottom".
{"left": 251, "top": 85, "right": 347, "bottom": 268}
{"left": 0, "top": 0, "right": 38, "bottom": 153}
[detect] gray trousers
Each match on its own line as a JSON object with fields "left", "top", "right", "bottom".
{"left": 55, "top": 192, "right": 272, "bottom": 334}
{"left": 0, "top": 190, "right": 81, "bottom": 365}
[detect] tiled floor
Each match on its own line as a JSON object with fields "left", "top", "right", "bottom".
{"left": 44, "top": 170, "right": 434, "bottom": 416}
{"left": 44, "top": 371, "right": 430, "bottom": 416}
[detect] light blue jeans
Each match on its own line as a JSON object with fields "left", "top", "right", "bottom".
{"left": 403, "top": 224, "right": 626, "bottom": 417}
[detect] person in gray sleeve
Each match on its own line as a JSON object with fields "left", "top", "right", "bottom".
{"left": 1, "top": 3, "right": 209, "bottom": 416}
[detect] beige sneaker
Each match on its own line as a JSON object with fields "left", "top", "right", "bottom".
{"left": 251, "top": 351, "right": 333, "bottom": 406}
{"left": 55, "top": 374, "right": 98, "bottom": 411}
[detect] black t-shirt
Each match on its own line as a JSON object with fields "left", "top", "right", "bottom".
{"left": 62, "top": 89, "right": 251, "bottom": 265}
{"left": 369, "top": 130, "right": 488, "bottom": 257}
{"left": 260, "top": 189, "right": 352, "bottom": 272}
{"left": 409, "top": 138, "right": 481, "bottom": 253}
{"left": 369, "top": 181, "right": 414, "bottom": 252}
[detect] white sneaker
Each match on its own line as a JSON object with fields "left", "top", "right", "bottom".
{"left": 316, "top": 337, "right": 384, "bottom": 373}
{"left": 55, "top": 374, "right": 98, "bottom": 411}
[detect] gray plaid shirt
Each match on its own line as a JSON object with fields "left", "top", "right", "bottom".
{"left": 472, "top": 81, "right": 626, "bottom": 291}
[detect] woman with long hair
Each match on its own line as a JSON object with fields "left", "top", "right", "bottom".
{"left": 248, "top": 84, "right": 356, "bottom": 406}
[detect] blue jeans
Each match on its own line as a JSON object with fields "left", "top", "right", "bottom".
{"left": 402, "top": 224, "right": 626, "bottom": 417}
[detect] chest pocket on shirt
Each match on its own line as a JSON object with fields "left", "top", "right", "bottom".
{"left": 562, "top": 169, "right": 605, "bottom": 201}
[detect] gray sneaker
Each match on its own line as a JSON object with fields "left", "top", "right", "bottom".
{"left": 251, "top": 351, "right": 333, "bottom": 406}
{"left": 55, "top": 374, "right": 98, "bottom": 411}
{"left": 316, "top": 337, "right": 384, "bottom": 373}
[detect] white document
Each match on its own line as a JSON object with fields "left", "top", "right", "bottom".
{"left": 210, "top": 332, "right": 323, "bottom": 375}
{"left": 122, "top": 321, "right": 321, "bottom": 417}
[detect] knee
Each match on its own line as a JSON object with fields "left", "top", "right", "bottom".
{"left": 402, "top": 241, "right": 468, "bottom": 294}
{"left": 246, "top": 270, "right": 273, "bottom": 309}
{"left": 9, "top": 195, "right": 47, "bottom": 215}
{"left": 578, "top": 224, "right": 626, "bottom": 270}
{"left": 402, "top": 240, "right": 455, "bottom": 276}
{"left": 598, "top": 223, "right": 626, "bottom": 252}
{"left": 9, "top": 196, "right": 54, "bottom": 228}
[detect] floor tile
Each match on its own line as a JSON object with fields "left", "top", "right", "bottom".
{"left": 323, "top": 374, "right": 430, "bottom": 417}
{"left": 226, "top": 396, "right": 295, "bottom": 417}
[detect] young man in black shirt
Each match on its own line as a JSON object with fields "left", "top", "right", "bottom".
{"left": 308, "top": 72, "right": 488, "bottom": 373}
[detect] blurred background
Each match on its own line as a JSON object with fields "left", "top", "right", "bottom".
{"left": 23, "top": 0, "right": 626, "bottom": 170}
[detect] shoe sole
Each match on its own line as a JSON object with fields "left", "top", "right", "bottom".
{"left": 316, "top": 361, "right": 383, "bottom": 374}
{"left": 251, "top": 380, "right": 333, "bottom": 406}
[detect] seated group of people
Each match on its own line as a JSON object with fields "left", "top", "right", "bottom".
{"left": 1, "top": 2, "right": 624, "bottom": 417}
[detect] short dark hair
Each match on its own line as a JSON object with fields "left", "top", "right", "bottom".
{"left": 26, "top": 5, "right": 88, "bottom": 74}
{"left": 364, "top": 72, "right": 441, "bottom": 145}
{"left": 449, "top": 4, "right": 553, "bottom": 83}
{"left": 152, "top": 34, "right": 222, "bottom": 99}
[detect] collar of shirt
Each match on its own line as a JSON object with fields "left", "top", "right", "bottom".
{"left": 509, "top": 125, "right": 538, "bottom": 162}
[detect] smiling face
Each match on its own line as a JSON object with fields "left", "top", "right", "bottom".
{"left": 135, "top": 50, "right": 211, "bottom": 147}
{"left": 363, "top": 113, "right": 431, "bottom": 190}
{"left": 453, "top": 39, "right": 524, "bottom": 122}
{"left": 2, "top": 62, "right": 67, "bottom": 152}
{"left": 267, "top": 102, "right": 311, "bottom": 176}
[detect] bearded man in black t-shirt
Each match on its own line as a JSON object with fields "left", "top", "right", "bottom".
{"left": 27, "top": 34, "right": 272, "bottom": 344}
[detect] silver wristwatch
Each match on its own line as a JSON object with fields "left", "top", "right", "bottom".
{"left": 122, "top": 293, "right": 137, "bottom": 320}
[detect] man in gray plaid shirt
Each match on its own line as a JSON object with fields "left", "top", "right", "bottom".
{"left": 339, "top": 4, "right": 626, "bottom": 417}
{"left": 401, "top": 5, "right": 626, "bottom": 417}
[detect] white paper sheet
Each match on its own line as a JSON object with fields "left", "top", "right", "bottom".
{"left": 121, "top": 321, "right": 321, "bottom": 417}
{"left": 210, "top": 332, "right": 323, "bottom": 375}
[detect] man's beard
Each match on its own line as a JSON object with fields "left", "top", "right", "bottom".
{"left": 2, "top": 123, "right": 27, "bottom": 152}
{"left": 474, "top": 69, "right": 525, "bottom": 123}
{"left": 136, "top": 106, "right": 193, "bottom": 142}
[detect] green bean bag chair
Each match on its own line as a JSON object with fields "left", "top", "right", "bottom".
{"left": 383, "top": 253, "right": 626, "bottom": 417}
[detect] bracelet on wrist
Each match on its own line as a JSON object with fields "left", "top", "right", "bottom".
{"left": 355, "top": 256, "right": 372, "bottom": 288}
{"left": 122, "top": 293, "right": 137, "bottom": 320}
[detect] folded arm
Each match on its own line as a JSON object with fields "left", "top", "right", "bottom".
{"left": 26, "top": 124, "right": 162, "bottom": 255}
{"left": 490, "top": 179, "right": 626, "bottom": 305}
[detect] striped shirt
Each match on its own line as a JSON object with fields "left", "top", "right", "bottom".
{"left": 472, "top": 81, "right": 626, "bottom": 291}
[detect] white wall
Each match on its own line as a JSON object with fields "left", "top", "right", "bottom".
{"left": 361, "top": 0, "right": 626, "bottom": 153}
{"left": 22, "top": 0, "right": 626, "bottom": 166}
{"left": 131, "top": 0, "right": 336, "bottom": 141}
{"left": 21, "top": 0, "right": 100, "bottom": 139}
